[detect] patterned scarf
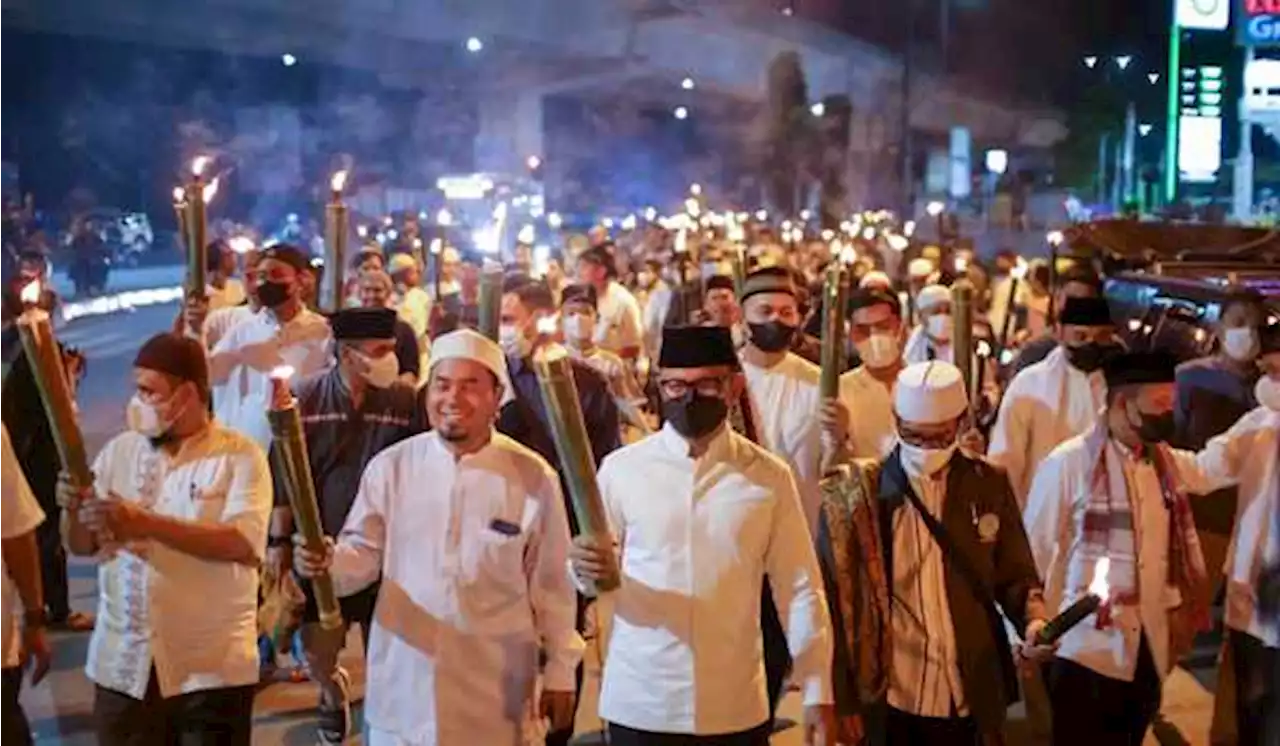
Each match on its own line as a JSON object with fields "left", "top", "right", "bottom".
{"left": 1080, "top": 424, "right": 1211, "bottom": 634}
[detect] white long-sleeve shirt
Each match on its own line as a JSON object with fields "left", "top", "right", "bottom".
{"left": 742, "top": 352, "right": 825, "bottom": 531}
{"left": 330, "top": 430, "right": 582, "bottom": 746}
{"left": 593, "top": 281, "right": 644, "bottom": 356}
{"left": 2, "top": 425, "right": 45, "bottom": 669}
{"left": 989, "top": 346, "right": 1106, "bottom": 506}
{"left": 837, "top": 365, "right": 898, "bottom": 461}
{"left": 594, "top": 424, "right": 834, "bottom": 735}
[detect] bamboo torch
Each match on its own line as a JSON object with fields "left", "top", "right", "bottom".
{"left": 16, "top": 282, "right": 92, "bottom": 490}
{"left": 532, "top": 322, "right": 619, "bottom": 595}
{"left": 1036, "top": 557, "right": 1111, "bottom": 644}
{"left": 172, "top": 187, "right": 189, "bottom": 260}
{"left": 998, "top": 258, "right": 1027, "bottom": 353}
{"left": 1046, "top": 230, "right": 1065, "bottom": 323}
{"left": 950, "top": 277, "right": 975, "bottom": 404}
{"left": 727, "top": 215, "right": 747, "bottom": 298}
{"left": 819, "top": 250, "right": 847, "bottom": 400}
{"left": 324, "top": 170, "right": 350, "bottom": 312}
{"left": 184, "top": 156, "right": 211, "bottom": 297}
{"left": 477, "top": 262, "right": 504, "bottom": 342}
{"left": 433, "top": 208, "right": 452, "bottom": 300}
{"left": 268, "top": 366, "right": 343, "bottom": 631}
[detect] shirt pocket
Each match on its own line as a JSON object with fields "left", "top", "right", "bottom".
{"left": 473, "top": 523, "right": 529, "bottom": 587}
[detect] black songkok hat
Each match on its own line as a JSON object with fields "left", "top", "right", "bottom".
{"left": 330, "top": 307, "right": 397, "bottom": 341}
{"left": 848, "top": 287, "right": 901, "bottom": 317}
{"left": 1261, "top": 319, "right": 1280, "bottom": 355}
{"left": 133, "top": 333, "right": 209, "bottom": 395}
{"left": 560, "top": 283, "right": 598, "bottom": 309}
{"left": 1103, "top": 349, "right": 1178, "bottom": 389}
{"left": 1059, "top": 296, "right": 1113, "bottom": 327}
{"left": 659, "top": 326, "right": 740, "bottom": 370}
{"left": 261, "top": 243, "right": 310, "bottom": 273}
{"left": 740, "top": 267, "right": 796, "bottom": 303}
{"left": 704, "top": 275, "right": 736, "bottom": 294}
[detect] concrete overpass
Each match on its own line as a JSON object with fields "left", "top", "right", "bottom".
{"left": 4, "top": 0, "right": 1066, "bottom": 205}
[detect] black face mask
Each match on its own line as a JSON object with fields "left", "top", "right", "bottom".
{"left": 1130, "top": 406, "right": 1176, "bottom": 444}
{"left": 661, "top": 391, "right": 728, "bottom": 438}
{"left": 1064, "top": 342, "right": 1119, "bottom": 373}
{"left": 748, "top": 321, "right": 797, "bottom": 353}
{"left": 256, "top": 279, "right": 291, "bottom": 308}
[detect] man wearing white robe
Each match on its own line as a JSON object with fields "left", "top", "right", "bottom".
{"left": 295, "top": 329, "right": 582, "bottom": 746}
{"left": 989, "top": 296, "right": 1121, "bottom": 506}
{"left": 838, "top": 287, "right": 907, "bottom": 460}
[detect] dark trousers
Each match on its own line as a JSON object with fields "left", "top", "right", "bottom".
{"left": 2, "top": 667, "right": 33, "bottom": 746}
{"left": 885, "top": 707, "right": 978, "bottom": 745}
{"left": 93, "top": 669, "right": 254, "bottom": 746}
{"left": 545, "top": 592, "right": 590, "bottom": 746}
{"left": 1047, "top": 638, "right": 1161, "bottom": 746}
{"left": 761, "top": 580, "right": 791, "bottom": 717}
{"left": 36, "top": 503, "right": 70, "bottom": 620}
{"left": 1230, "top": 628, "right": 1279, "bottom": 746}
{"left": 607, "top": 721, "right": 771, "bottom": 746}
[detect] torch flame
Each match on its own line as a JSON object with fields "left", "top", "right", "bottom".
{"left": 172, "top": 186, "right": 186, "bottom": 203}
{"left": 977, "top": 339, "right": 992, "bottom": 358}
{"left": 202, "top": 178, "right": 220, "bottom": 204}
{"left": 436, "top": 208, "right": 453, "bottom": 227}
{"left": 20, "top": 280, "right": 41, "bottom": 304}
{"left": 330, "top": 170, "right": 349, "bottom": 193}
{"left": 429, "top": 238, "right": 443, "bottom": 256}
{"left": 270, "top": 365, "right": 296, "bottom": 381}
{"left": 955, "top": 256, "right": 969, "bottom": 273}
{"left": 228, "top": 236, "right": 255, "bottom": 255}
{"left": 1088, "top": 557, "right": 1111, "bottom": 598}
{"left": 839, "top": 245, "right": 857, "bottom": 265}
{"left": 536, "top": 316, "right": 558, "bottom": 336}
{"left": 191, "top": 156, "right": 210, "bottom": 177}
{"left": 1011, "top": 257, "right": 1029, "bottom": 281}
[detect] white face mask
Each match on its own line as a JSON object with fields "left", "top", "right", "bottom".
{"left": 855, "top": 332, "right": 901, "bottom": 369}
{"left": 1221, "top": 327, "right": 1260, "bottom": 362}
{"left": 498, "top": 323, "right": 524, "bottom": 356}
{"left": 562, "top": 314, "right": 593, "bottom": 344}
{"left": 1256, "top": 375, "right": 1280, "bottom": 412}
{"left": 898, "top": 441, "right": 957, "bottom": 480}
{"left": 925, "top": 313, "right": 953, "bottom": 343}
{"left": 358, "top": 351, "right": 400, "bottom": 389}
{"left": 126, "top": 394, "right": 168, "bottom": 438}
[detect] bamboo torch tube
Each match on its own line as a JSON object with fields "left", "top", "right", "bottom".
{"left": 184, "top": 156, "right": 211, "bottom": 296}
{"left": 950, "top": 278, "right": 975, "bottom": 404}
{"left": 268, "top": 367, "right": 343, "bottom": 631}
{"left": 819, "top": 261, "right": 846, "bottom": 400}
{"left": 172, "top": 187, "right": 189, "bottom": 265}
{"left": 532, "top": 336, "right": 619, "bottom": 595}
{"left": 324, "top": 170, "right": 349, "bottom": 312}
{"left": 16, "top": 282, "right": 92, "bottom": 490}
{"left": 477, "top": 264, "right": 504, "bottom": 342}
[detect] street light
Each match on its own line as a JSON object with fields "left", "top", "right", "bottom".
{"left": 466, "top": 37, "right": 484, "bottom": 53}
{"left": 1083, "top": 55, "right": 1099, "bottom": 69}
{"left": 526, "top": 155, "right": 542, "bottom": 171}
{"left": 1138, "top": 123, "right": 1153, "bottom": 137}
{"left": 810, "top": 102, "right": 825, "bottom": 117}
{"left": 1115, "top": 55, "right": 1133, "bottom": 70}
{"left": 1147, "top": 72, "right": 1160, "bottom": 85}
{"left": 281, "top": 53, "right": 298, "bottom": 67}
{"left": 925, "top": 200, "right": 945, "bottom": 217}
{"left": 673, "top": 106, "right": 689, "bottom": 120}
{"left": 689, "top": 183, "right": 702, "bottom": 196}
{"left": 681, "top": 77, "right": 695, "bottom": 91}
{"left": 547, "top": 212, "right": 563, "bottom": 229}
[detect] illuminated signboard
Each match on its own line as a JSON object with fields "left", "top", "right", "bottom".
{"left": 1239, "top": 0, "right": 1280, "bottom": 46}
{"left": 1178, "top": 0, "right": 1230, "bottom": 30}
{"left": 1178, "top": 115, "right": 1223, "bottom": 182}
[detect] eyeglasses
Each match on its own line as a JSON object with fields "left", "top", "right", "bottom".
{"left": 658, "top": 376, "right": 730, "bottom": 399}
{"left": 896, "top": 418, "right": 962, "bottom": 449}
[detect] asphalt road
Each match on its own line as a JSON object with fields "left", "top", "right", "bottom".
{"left": 17, "top": 300, "right": 1221, "bottom": 745}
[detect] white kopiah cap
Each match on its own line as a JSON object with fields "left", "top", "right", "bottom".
{"left": 894, "top": 361, "right": 967, "bottom": 424}
{"left": 427, "top": 328, "right": 515, "bottom": 406}
{"left": 859, "top": 270, "right": 892, "bottom": 290}
{"left": 915, "top": 284, "right": 951, "bottom": 313}
{"left": 907, "top": 257, "right": 935, "bottom": 279}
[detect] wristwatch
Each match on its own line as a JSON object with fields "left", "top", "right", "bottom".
{"left": 23, "top": 608, "right": 48, "bottom": 630}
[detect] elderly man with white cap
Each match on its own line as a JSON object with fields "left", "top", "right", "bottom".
{"left": 817, "top": 360, "right": 1050, "bottom": 745}
{"left": 295, "top": 328, "right": 582, "bottom": 746}
{"left": 902, "top": 284, "right": 954, "bottom": 365}
{"left": 387, "top": 253, "right": 432, "bottom": 345}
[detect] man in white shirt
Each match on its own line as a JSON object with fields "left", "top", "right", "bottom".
{"left": 838, "top": 287, "right": 907, "bottom": 460}
{"left": 2, "top": 424, "right": 51, "bottom": 746}
{"left": 902, "top": 284, "right": 953, "bottom": 364}
{"left": 1023, "top": 350, "right": 1216, "bottom": 744}
{"left": 209, "top": 244, "right": 333, "bottom": 451}
{"left": 59, "top": 333, "right": 272, "bottom": 745}
{"left": 388, "top": 253, "right": 432, "bottom": 343}
{"left": 206, "top": 240, "right": 248, "bottom": 311}
{"left": 196, "top": 248, "right": 261, "bottom": 351}
{"left": 571, "top": 325, "right": 837, "bottom": 746}
{"left": 560, "top": 283, "right": 652, "bottom": 437}
{"left": 295, "top": 329, "right": 582, "bottom": 746}
{"left": 989, "top": 296, "right": 1122, "bottom": 506}
{"left": 576, "top": 244, "right": 644, "bottom": 363}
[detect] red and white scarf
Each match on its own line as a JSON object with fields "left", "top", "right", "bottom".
{"left": 1079, "top": 423, "right": 1210, "bottom": 632}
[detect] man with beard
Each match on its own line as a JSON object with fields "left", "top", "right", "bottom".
{"left": 269, "top": 307, "right": 420, "bottom": 743}
{"left": 209, "top": 244, "right": 332, "bottom": 451}
{"left": 60, "top": 333, "right": 272, "bottom": 745}
{"left": 570, "top": 325, "right": 837, "bottom": 746}
{"left": 295, "top": 329, "right": 581, "bottom": 746}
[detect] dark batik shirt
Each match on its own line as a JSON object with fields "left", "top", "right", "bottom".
{"left": 291, "top": 368, "right": 422, "bottom": 536}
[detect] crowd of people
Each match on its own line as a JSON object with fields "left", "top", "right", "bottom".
{"left": 0, "top": 213, "right": 1276, "bottom": 746}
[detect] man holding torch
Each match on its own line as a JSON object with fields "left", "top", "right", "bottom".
{"left": 294, "top": 328, "right": 582, "bottom": 746}
{"left": 58, "top": 332, "right": 272, "bottom": 745}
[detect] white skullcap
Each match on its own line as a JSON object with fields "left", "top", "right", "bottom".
{"left": 915, "top": 284, "right": 951, "bottom": 313}
{"left": 907, "top": 257, "right": 935, "bottom": 279}
{"left": 442, "top": 247, "right": 461, "bottom": 264}
{"left": 859, "top": 270, "right": 892, "bottom": 290}
{"left": 426, "top": 329, "right": 515, "bottom": 406}
{"left": 894, "top": 361, "right": 967, "bottom": 424}
{"left": 387, "top": 253, "right": 418, "bottom": 275}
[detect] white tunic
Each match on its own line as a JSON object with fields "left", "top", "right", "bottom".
{"left": 330, "top": 431, "right": 582, "bottom": 746}
{"left": 211, "top": 307, "right": 332, "bottom": 451}
{"left": 593, "top": 281, "right": 644, "bottom": 356}
{"left": 989, "top": 346, "right": 1106, "bottom": 506}
{"left": 396, "top": 286, "right": 432, "bottom": 341}
{"left": 595, "top": 425, "right": 834, "bottom": 734}
{"left": 741, "top": 352, "right": 825, "bottom": 532}
{"left": 837, "top": 366, "right": 898, "bottom": 460}
{"left": 2, "top": 425, "right": 45, "bottom": 669}
{"left": 902, "top": 326, "right": 951, "bottom": 365}
{"left": 85, "top": 426, "right": 271, "bottom": 698}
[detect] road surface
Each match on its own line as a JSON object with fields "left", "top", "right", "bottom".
{"left": 18, "top": 300, "right": 1220, "bottom": 745}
